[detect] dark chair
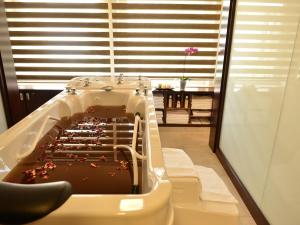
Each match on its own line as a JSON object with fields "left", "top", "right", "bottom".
{"left": 0, "top": 181, "right": 72, "bottom": 224}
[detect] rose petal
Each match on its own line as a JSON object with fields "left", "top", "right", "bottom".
{"left": 99, "top": 155, "right": 107, "bottom": 161}
{"left": 90, "top": 163, "right": 97, "bottom": 168}
{"left": 108, "top": 172, "right": 116, "bottom": 177}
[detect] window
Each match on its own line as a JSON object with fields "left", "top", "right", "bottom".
{"left": 4, "top": 0, "right": 222, "bottom": 81}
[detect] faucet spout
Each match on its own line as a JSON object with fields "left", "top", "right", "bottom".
{"left": 117, "top": 73, "right": 124, "bottom": 84}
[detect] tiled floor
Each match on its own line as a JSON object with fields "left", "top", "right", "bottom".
{"left": 159, "top": 127, "right": 257, "bottom": 225}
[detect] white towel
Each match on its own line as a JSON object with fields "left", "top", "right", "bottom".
{"left": 157, "top": 118, "right": 163, "bottom": 124}
{"left": 167, "top": 119, "right": 189, "bottom": 124}
{"left": 156, "top": 111, "right": 163, "bottom": 116}
{"left": 192, "top": 97, "right": 212, "bottom": 109}
{"left": 154, "top": 97, "right": 164, "bottom": 108}
{"left": 195, "top": 165, "right": 238, "bottom": 204}
{"left": 155, "top": 111, "right": 163, "bottom": 124}
{"left": 190, "top": 118, "right": 210, "bottom": 125}
{"left": 192, "top": 111, "right": 211, "bottom": 117}
{"left": 192, "top": 105, "right": 212, "bottom": 110}
{"left": 162, "top": 148, "right": 198, "bottom": 178}
{"left": 167, "top": 111, "right": 189, "bottom": 124}
{"left": 190, "top": 119, "right": 201, "bottom": 124}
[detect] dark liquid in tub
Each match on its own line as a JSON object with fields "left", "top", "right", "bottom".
{"left": 4, "top": 105, "right": 143, "bottom": 194}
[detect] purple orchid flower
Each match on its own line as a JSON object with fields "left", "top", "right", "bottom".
{"left": 182, "top": 47, "right": 198, "bottom": 80}
{"left": 185, "top": 47, "right": 198, "bottom": 56}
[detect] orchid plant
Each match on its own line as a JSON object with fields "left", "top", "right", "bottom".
{"left": 181, "top": 47, "right": 199, "bottom": 80}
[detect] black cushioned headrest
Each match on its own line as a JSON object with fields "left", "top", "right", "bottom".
{"left": 0, "top": 181, "right": 72, "bottom": 224}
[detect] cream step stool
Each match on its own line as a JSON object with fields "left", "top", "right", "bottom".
{"left": 162, "top": 148, "right": 239, "bottom": 225}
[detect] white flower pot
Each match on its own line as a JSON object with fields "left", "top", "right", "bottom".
{"left": 180, "top": 80, "right": 187, "bottom": 90}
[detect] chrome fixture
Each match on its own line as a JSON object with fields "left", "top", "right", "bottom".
{"left": 144, "top": 86, "right": 148, "bottom": 96}
{"left": 70, "top": 88, "right": 76, "bottom": 95}
{"left": 117, "top": 73, "right": 124, "bottom": 84}
{"left": 65, "top": 86, "right": 71, "bottom": 93}
{"left": 83, "top": 78, "right": 90, "bottom": 87}
{"left": 135, "top": 88, "right": 140, "bottom": 96}
{"left": 138, "top": 74, "right": 144, "bottom": 90}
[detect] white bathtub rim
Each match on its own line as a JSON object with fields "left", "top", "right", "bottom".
{"left": 0, "top": 88, "right": 172, "bottom": 204}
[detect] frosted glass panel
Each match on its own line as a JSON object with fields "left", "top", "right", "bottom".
{"left": 261, "top": 19, "right": 300, "bottom": 225}
{"left": 220, "top": 0, "right": 299, "bottom": 204}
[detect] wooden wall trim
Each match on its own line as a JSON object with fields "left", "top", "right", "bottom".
{"left": 0, "top": 52, "right": 25, "bottom": 127}
{"left": 0, "top": 53, "right": 11, "bottom": 126}
{"left": 209, "top": 0, "right": 237, "bottom": 152}
{"left": 216, "top": 149, "right": 270, "bottom": 225}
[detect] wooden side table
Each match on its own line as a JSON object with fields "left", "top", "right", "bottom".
{"left": 152, "top": 87, "right": 214, "bottom": 126}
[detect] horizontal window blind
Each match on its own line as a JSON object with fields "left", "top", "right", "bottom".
{"left": 5, "top": 0, "right": 111, "bottom": 80}
{"left": 215, "top": 0, "right": 229, "bottom": 79}
{"left": 112, "top": 0, "right": 221, "bottom": 78}
{"left": 4, "top": 0, "right": 222, "bottom": 81}
{"left": 230, "top": 0, "right": 299, "bottom": 79}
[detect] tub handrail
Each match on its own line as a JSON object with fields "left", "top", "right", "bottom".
{"left": 114, "top": 144, "right": 146, "bottom": 193}
{"left": 132, "top": 114, "right": 143, "bottom": 152}
{"left": 114, "top": 145, "right": 139, "bottom": 193}
{"left": 131, "top": 114, "right": 146, "bottom": 160}
{"left": 114, "top": 114, "right": 146, "bottom": 193}
{"left": 17, "top": 116, "right": 60, "bottom": 160}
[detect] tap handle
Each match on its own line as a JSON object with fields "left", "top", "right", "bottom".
{"left": 117, "top": 73, "right": 124, "bottom": 84}
{"left": 83, "top": 78, "right": 89, "bottom": 87}
{"left": 144, "top": 86, "right": 148, "bottom": 96}
{"left": 65, "top": 86, "right": 71, "bottom": 93}
{"left": 71, "top": 88, "right": 76, "bottom": 95}
{"left": 135, "top": 88, "right": 140, "bottom": 96}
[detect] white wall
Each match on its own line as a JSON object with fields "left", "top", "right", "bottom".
{"left": 220, "top": 0, "right": 300, "bottom": 224}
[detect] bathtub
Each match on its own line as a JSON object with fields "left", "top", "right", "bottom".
{"left": 0, "top": 78, "right": 173, "bottom": 225}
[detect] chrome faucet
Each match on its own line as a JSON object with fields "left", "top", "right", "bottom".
{"left": 135, "top": 88, "right": 140, "bottom": 96}
{"left": 65, "top": 86, "right": 71, "bottom": 93}
{"left": 138, "top": 74, "right": 144, "bottom": 90}
{"left": 70, "top": 88, "right": 76, "bottom": 95}
{"left": 144, "top": 86, "right": 148, "bottom": 96}
{"left": 117, "top": 73, "right": 124, "bottom": 84}
{"left": 83, "top": 78, "right": 90, "bottom": 87}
